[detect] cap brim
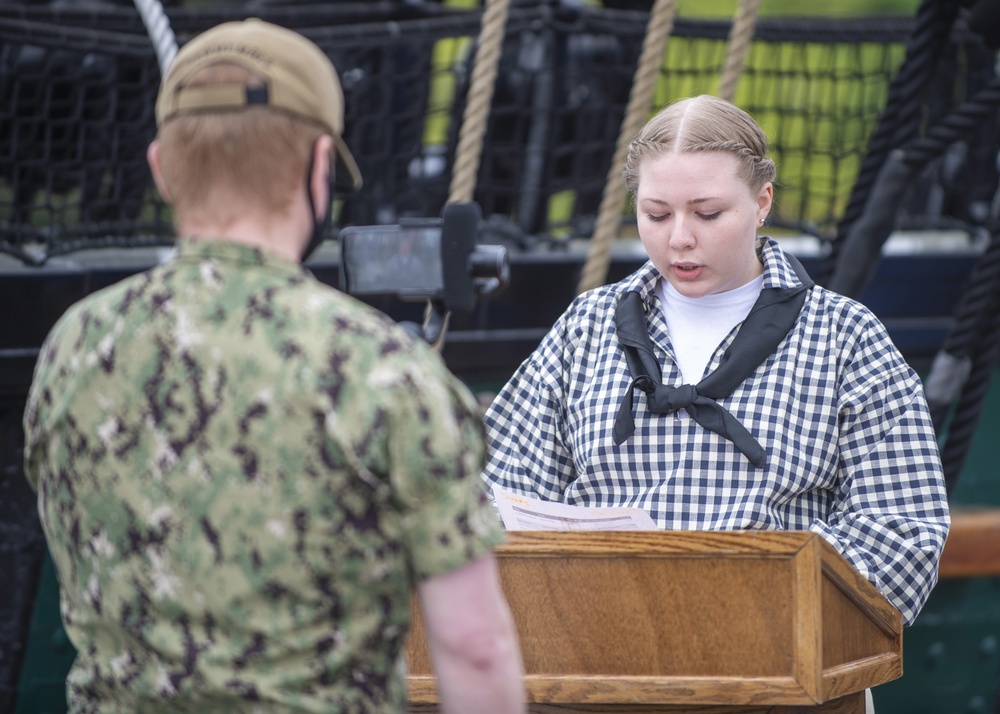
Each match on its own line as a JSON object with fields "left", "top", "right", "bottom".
{"left": 332, "top": 133, "right": 363, "bottom": 193}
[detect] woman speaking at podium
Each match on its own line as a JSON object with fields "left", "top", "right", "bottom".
{"left": 481, "top": 96, "right": 950, "bottom": 640}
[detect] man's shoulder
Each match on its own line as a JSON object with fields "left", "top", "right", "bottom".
{"left": 35, "top": 269, "right": 156, "bottom": 363}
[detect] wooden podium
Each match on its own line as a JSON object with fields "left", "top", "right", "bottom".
{"left": 405, "top": 530, "right": 902, "bottom": 713}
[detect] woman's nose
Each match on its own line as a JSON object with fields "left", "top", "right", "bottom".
{"left": 668, "top": 215, "right": 695, "bottom": 249}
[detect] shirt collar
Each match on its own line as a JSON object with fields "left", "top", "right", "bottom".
{"left": 173, "top": 238, "right": 306, "bottom": 277}
{"left": 758, "top": 238, "right": 805, "bottom": 291}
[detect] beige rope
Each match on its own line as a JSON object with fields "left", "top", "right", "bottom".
{"left": 448, "top": 0, "right": 512, "bottom": 204}
{"left": 427, "top": 0, "right": 510, "bottom": 351}
{"left": 576, "top": 0, "right": 678, "bottom": 295}
{"left": 718, "top": 0, "right": 761, "bottom": 103}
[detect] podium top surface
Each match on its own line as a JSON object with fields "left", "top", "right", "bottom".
{"left": 498, "top": 528, "right": 841, "bottom": 557}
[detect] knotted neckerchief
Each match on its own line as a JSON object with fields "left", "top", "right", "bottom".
{"left": 612, "top": 254, "right": 815, "bottom": 468}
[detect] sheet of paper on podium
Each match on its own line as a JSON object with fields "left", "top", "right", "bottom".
{"left": 493, "top": 486, "right": 657, "bottom": 531}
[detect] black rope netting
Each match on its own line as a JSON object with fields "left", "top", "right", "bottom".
{"left": 6, "top": 1, "right": 986, "bottom": 265}
{"left": 824, "top": 0, "right": 961, "bottom": 276}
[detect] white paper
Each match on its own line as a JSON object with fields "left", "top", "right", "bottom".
{"left": 492, "top": 486, "right": 658, "bottom": 531}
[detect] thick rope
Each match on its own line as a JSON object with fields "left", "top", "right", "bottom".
{"left": 826, "top": 75, "right": 1000, "bottom": 299}
{"left": 434, "top": 0, "right": 509, "bottom": 350}
{"left": 718, "top": 0, "right": 761, "bottom": 103}
{"left": 926, "top": 233, "right": 1000, "bottom": 430}
{"left": 447, "top": 0, "right": 511, "bottom": 204}
{"left": 576, "top": 0, "right": 677, "bottom": 295}
{"left": 941, "top": 304, "right": 1000, "bottom": 492}
{"left": 902, "top": 75, "right": 1000, "bottom": 171}
{"left": 132, "top": 0, "right": 177, "bottom": 75}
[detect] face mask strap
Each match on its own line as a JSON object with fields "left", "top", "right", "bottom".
{"left": 300, "top": 139, "right": 333, "bottom": 263}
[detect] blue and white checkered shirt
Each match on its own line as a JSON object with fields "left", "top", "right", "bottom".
{"left": 483, "top": 238, "right": 950, "bottom": 625}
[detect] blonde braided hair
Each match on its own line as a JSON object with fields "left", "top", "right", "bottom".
{"left": 622, "top": 95, "right": 775, "bottom": 200}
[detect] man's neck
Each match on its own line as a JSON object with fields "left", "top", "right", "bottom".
{"left": 177, "top": 213, "right": 308, "bottom": 264}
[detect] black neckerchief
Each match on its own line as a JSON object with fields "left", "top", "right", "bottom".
{"left": 613, "top": 254, "right": 814, "bottom": 468}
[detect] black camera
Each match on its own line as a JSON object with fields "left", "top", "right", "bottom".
{"left": 339, "top": 202, "right": 509, "bottom": 343}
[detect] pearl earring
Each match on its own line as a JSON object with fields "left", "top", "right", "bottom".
{"left": 759, "top": 217, "right": 765, "bottom": 225}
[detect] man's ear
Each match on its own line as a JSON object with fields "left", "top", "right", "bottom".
{"left": 147, "top": 140, "right": 173, "bottom": 204}
{"left": 309, "top": 135, "right": 334, "bottom": 220}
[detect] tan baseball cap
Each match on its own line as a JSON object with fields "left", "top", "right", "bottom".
{"left": 155, "top": 18, "right": 363, "bottom": 191}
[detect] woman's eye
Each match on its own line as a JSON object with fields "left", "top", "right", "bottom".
{"left": 646, "top": 213, "right": 669, "bottom": 223}
{"left": 699, "top": 212, "right": 721, "bottom": 221}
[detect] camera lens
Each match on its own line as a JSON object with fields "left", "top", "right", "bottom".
{"left": 469, "top": 245, "right": 510, "bottom": 295}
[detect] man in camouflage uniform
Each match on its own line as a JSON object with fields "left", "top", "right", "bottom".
{"left": 23, "top": 19, "right": 525, "bottom": 714}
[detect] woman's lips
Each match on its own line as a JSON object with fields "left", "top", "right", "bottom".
{"left": 672, "top": 263, "right": 703, "bottom": 280}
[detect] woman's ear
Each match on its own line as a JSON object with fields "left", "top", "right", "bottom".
{"left": 147, "top": 140, "right": 172, "bottom": 204}
{"left": 757, "top": 181, "right": 773, "bottom": 223}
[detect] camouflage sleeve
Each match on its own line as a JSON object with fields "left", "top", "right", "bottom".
{"left": 22, "top": 364, "right": 43, "bottom": 492}
{"left": 21, "top": 306, "right": 78, "bottom": 493}
{"left": 380, "top": 343, "right": 505, "bottom": 581}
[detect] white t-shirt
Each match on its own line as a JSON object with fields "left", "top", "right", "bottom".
{"left": 658, "top": 274, "right": 764, "bottom": 383}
